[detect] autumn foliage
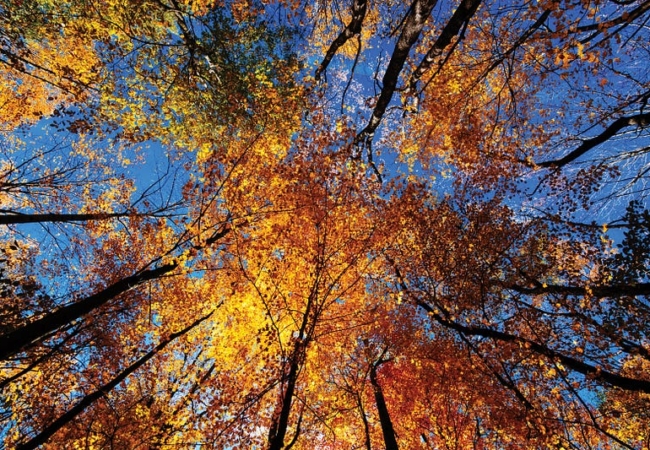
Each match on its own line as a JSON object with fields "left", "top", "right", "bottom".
{"left": 1, "top": 0, "right": 649, "bottom": 448}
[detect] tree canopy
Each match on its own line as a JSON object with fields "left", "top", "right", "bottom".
{"left": 1, "top": 0, "right": 649, "bottom": 448}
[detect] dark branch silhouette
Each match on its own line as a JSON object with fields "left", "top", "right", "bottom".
{"left": 370, "top": 358, "right": 399, "bottom": 450}
{"left": 315, "top": 0, "right": 368, "bottom": 81}
{"left": 538, "top": 112, "right": 650, "bottom": 168}
{"left": 354, "top": 0, "right": 439, "bottom": 148}
{"left": 0, "top": 226, "right": 230, "bottom": 360}
{"left": 416, "top": 298, "right": 650, "bottom": 393}
{"left": 0, "top": 212, "right": 133, "bottom": 225}
{"left": 407, "top": 0, "right": 483, "bottom": 93}
{"left": 0, "top": 263, "right": 177, "bottom": 361}
{"left": 16, "top": 311, "right": 214, "bottom": 450}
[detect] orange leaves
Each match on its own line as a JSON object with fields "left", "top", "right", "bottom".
{"left": 0, "top": 6, "right": 104, "bottom": 131}
{"left": 0, "top": 71, "right": 59, "bottom": 130}
{"left": 2, "top": 0, "right": 650, "bottom": 448}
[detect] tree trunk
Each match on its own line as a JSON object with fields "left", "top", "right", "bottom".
{"left": 0, "top": 263, "right": 176, "bottom": 360}
{"left": 370, "top": 362, "right": 399, "bottom": 450}
{"left": 16, "top": 311, "right": 213, "bottom": 450}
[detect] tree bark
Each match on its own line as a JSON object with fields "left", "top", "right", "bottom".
{"left": 267, "top": 346, "right": 302, "bottom": 450}
{"left": 355, "top": 0, "right": 439, "bottom": 146}
{"left": 408, "top": 0, "right": 483, "bottom": 91}
{"left": 415, "top": 299, "right": 650, "bottom": 393}
{"left": 0, "top": 212, "right": 132, "bottom": 225}
{"left": 315, "top": 0, "right": 368, "bottom": 81}
{"left": 0, "top": 226, "right": 230, "bottom": 360}
{"left": 507, "top": 281, "right": 650, "bottom": 298}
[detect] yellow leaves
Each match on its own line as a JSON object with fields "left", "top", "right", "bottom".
{"left": 447, "top": 76, "right": 463, "bottom": 95}
{"left": 1, "top": 0, "right": 648, "bottom": 447}
{"left": 600, "top": 358, "right": 650, "bottom": 447}
{"left": 254, "top": 68, "right": 275, "bottom": 89}
{"left": 196, "top": 143, "right": 213, "bottom": 164}
{"left": 0, "top": 25, "right": 100, "bottom": 129}
{"left": 0, "top": 72, "right": 55, "bottom": 130}
{"left": 184, "top": 0, "right": 219, "bottom": 16}
{"left": 576, "top": 42, "right": 585, "bottom": 60}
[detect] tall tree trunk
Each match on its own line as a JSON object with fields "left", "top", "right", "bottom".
{"left": 0, "top": 226, "right": 230, "bottom": 360}
{"left": 315, "top": 0, "right": 368, "bottom": 80}
{"left": 370, "top": 362, "right": 399, "bottom": 450}
{"left": 355, "top": 0, "right": 439, "bottom": 144}
{"left": 268, "top": 342, "right": 303, "bottom": 450}
{"left": 0, "top": 211, "right": 132, "bottom": 225}
{"left": 16, "top": 311, "right": 214, "bottom": 450}
{"left": 357, "top": 392, "right": 372, "bottom": 450}
{"left": 0, "top": 263, "right": 176, "bottom": 360}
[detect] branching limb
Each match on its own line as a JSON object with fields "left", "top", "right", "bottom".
{"left": 16, "top": 311, "right": 214, "bottom": 450}
{"left": 537, "top": 112, "right": 650, "bottom": 168}
{"left": 315, "top": 0, "right": 368, "bottom": 81}
{"left": 353, "top": 0, "right": 439, "bottom": 147}
{"left": 406, "top": 0, "right": 483, "bottom": 94}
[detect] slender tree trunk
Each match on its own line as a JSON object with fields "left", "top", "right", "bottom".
{"left": 370, "top": 363, "right": 399, "bottom": 450}
{"left": 268, "top": 343, "right": 303, "bottom": 450}
{"left": 267, "top": 273, "right": 320, "bottom": 450}
{"left": 408, "top": 0, "right": 483, "bottom": 90}
{"left": 16, "top": 311, "right": 214, "bottom": 450}
{"left": 390, "top": 260, "right": 650, "bottom": 394}
{"left": 0, "top": 212, "right": 131, "bottom": 225}
{"left": 0, "top": 225, "right": 229, "bottom": 360}
{"left": 0, "top": 263, "right": 176, "bottom": 360}
{"left": 357, "top": 392, "right": 372, "bottom": 450}
{"left": 355, "top": 0, "right": 438, "bottom": 143}
{"left": 315, "top": 0, "right": 368, "bottom": 80}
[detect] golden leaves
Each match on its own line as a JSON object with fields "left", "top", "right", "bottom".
{"left": 1, "top": 0, "right": 649, "bottom": 448}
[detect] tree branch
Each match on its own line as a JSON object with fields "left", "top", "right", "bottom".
{"left": 415, "top": 298, "right": 650, "bottom": 393}
{"left": 507, "top": 282, "right": 650, "bottom": 298}
{"left": 0, "top": 212, "right": 133, "bottom": 225}
{"left": 370, "top": 359, "right": 399, "bottom": 450}
{"left": 354, "top": 0, "right": 439, "bottom": 148}
{"left": 537, "top": 113, "right": 650, "bottom": 168}
{"left": 16, "top": 311, "right": 214, "bottom": 450}
{"left": 315, "top": 0, "right": 368, "bottom": 81}
{"left": 407, "top": 0, "right": 484, "bottom": 93}
{"left": 0, "top": 263, "right": 177, "bottom": 361}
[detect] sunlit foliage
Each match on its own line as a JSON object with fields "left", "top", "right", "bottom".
{"left": 1, "top": 0, "right": 649, "bottom": 448}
